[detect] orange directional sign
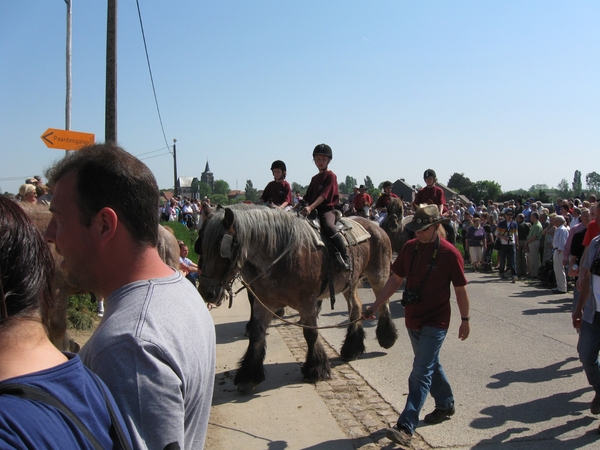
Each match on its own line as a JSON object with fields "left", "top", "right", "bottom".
{"left": 41, "top": 128, "right": 95, "bottom": 151}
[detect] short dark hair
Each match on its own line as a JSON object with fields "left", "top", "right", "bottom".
{"left": 0, "top": 196, "right": 54, "bottom": 325}
{"left": 46, "top": 143, "right": 159, "bottom": 247}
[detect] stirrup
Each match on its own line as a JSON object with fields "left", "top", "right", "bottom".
{"left": 335, "top": 252, "right": 351, "bottom": 270}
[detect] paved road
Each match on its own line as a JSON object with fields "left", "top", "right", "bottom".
{"left": 206, "top": 271, "right": 600, "bottom": 449}
{"left": 318, "top": 271, "right": 599, "bottom": 449}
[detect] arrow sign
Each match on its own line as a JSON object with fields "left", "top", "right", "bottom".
{"left": 41, "top": 128, "right": 95, "bottom": 151}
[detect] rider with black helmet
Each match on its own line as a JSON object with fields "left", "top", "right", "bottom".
{"left": 301, "top": 144, "right": 351, "bottom": 270}
{"left": 257, "top": 160, "right": 293, "bottom": 209}
{"left": 375, "top": 180, "right": 400, "bottom": 224}
{"left": 413, "top": 169, "right": 447, "bottom": 215}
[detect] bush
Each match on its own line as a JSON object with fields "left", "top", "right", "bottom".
{"left": 67, "top": 294, "right": 96, "bottom": 330}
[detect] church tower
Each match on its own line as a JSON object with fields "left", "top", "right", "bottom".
{"left": 201, "top": 160, "right": 214, "bottom": 190}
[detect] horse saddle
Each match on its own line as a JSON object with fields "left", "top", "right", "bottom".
{"left": 305, "top": 214, "right": 371, "bottom": 248}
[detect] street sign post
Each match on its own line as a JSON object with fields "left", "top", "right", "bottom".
{"left": 40, "top": 128, "right": 95, "bottom": 151}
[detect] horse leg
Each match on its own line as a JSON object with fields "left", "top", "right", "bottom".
{"left": 301, "top": 314, "right": 331, "bottom": 382}
{"left": 245, "top": 291, "right": 255, "bottom": 337}
{"left": 370, "top": 277, "right": 398, "bottom": 350}
{"left": 235, "top": 303, "right": 272, "bottom": 393}
{"left": 340, "top": 284, "right": 366, "bottom": 361}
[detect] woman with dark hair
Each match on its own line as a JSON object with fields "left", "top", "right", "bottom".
{"left": 0, "top": 195, "right": 132, "bottom": 449}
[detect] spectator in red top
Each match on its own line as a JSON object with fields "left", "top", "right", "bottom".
{"left": 413, "top": 169, "right": 447, "bottom": 215}
{"left": 301, "top": 144, "right": 350, "bottom": 270}
{"left": 257, "top": 160, "right": 292, "bottom": 209}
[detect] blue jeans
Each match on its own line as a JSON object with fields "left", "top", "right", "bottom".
{"left": 398, "top": 326, "right": 454, "bottom": 434}
{"left": 498, "top": 244, "right": 517, "bottom": 277}
{"left": 578, "top": 313, "right": 600, "bottom": 395}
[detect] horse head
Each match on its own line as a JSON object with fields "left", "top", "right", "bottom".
{"left": 385, "top": 197, "right": 404, "bottom": 233}
{"left": 196, "top": 207, "right": 240, "bottom": 307}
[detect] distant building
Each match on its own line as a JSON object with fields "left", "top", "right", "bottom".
{"left": 177, "top": 177, "right": 195, "bottom": 197}
{"left": 201, "top": 161, "right": 214, "bottom": 190}
{"left": 392, "top": 179, "right": 418, "bottom": 203}
{"left": 436, "top": 182, "right": 469, "bottom": 205}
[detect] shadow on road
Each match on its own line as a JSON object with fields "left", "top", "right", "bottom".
{"left": 471, "top": 387, "right": 592, "bottom": 429}
{"left": 487, "top": 357, "right": 581, "bottom": 388}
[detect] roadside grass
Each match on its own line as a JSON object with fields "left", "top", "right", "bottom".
{"left": 162, "top": 221, "right": 199, "bottom": 262}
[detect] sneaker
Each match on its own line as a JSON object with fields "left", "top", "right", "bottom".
{"left": 385, "top": 424, "right": 412, "bottom": 446}
{"left": 97, "top": 312, "right": 104, "bottom": 318}
{"left": 512, "top": 276, "right": 518, "bottom": 283}
{"left": 424, "top": 406, "right": 455, "bottom": 424}
{"left": 592, "top": 394, "right": 600, "bottom": 415}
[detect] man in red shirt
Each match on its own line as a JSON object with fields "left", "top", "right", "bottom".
{"left": 353, "top": 185, "right": 372, "bottom": 217}
{"left": 362, "top": 205, "right": 470, "bottom": 447}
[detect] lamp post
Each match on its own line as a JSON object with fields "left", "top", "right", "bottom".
{"left": 173, "top": 139, "right": 178, "bottom": 196}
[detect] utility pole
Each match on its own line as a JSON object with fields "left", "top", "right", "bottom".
{"left": 105, "top": 0, "right": 117, "bottom": 143}
{"left": 173, "top": 139, "right": 178, "bottom": 196}
{"left": 65, "top": 0, "right": 72, "bottom": 155}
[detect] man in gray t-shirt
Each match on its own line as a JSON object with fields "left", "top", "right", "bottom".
{"left": 45, "top": 143, "right": 216, "bottom": 450}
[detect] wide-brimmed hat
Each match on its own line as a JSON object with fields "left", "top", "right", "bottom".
{"left": 405, "top": 204, "right": 450, "bottom": 232}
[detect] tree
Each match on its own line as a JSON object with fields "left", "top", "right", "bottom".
{"left": 556, "top": 179, "right": 570, "bottom": 198}
{"left": 244, "top": 180, "right": 258, "bottom": 202}
{"left": 210, "top": 194, "right": 229, "bottom": 206}
{"left": 364, "top": 176, "right": 374, "bottom": 190}
{"left": 342, "top": 176, "right": 358, "bottom": 194}
{"left": 192, "top": 180, "right": 211, "bottom": 199}
{"left": 572, "top": 170, "right": 582, "bottom": 196}
{"left": 213, "top": 179, "right": 230, "bottom": 195}
{"left": 471, "top": 180, "right": 502, "bottom": 204}
{"left": 586, "top": 172, "right": 600, "bottom": 192}
{"left": 447, "top": 173, "right": 473, "bottom": 198}
{"left": 291, "top": 182, "right": 306, "bottom": 195}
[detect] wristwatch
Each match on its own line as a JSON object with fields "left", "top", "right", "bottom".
{"left": 572, "top": 264, "right": 579, "bottom": 270}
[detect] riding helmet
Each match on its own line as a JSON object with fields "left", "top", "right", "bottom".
{"left": 423, "top": 169, "right": 437, "bottom": 179}
{"left": 270, "top": 160, "right": 287, "bottom": 172}
{"left": 382, "top": 181, "right": 393, "bottom": 189}
{"left": 313, "top": 144, "right": 333, "bottom": 160}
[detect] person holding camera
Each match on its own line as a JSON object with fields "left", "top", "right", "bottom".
{"left": 362, "top": 204, "right": 471, "bottom": 448}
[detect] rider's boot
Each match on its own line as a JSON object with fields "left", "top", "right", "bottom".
{"left": 330, "top": 232, "right": 351, "bottom": 270}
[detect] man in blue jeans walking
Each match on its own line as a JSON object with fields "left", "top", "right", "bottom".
{"left": 496, "top": 208, "right": 519, "bottom": 282}
{"left": 363, "top": 205, "right": 471, "bottom": 447}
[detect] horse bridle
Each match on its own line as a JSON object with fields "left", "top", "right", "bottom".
{"left": 198, "top": 230, "right": 241, "bottom": 307}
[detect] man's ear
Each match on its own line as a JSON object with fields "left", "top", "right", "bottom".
{"left": 94, "top": 207, "right": 119, "bottom": 244}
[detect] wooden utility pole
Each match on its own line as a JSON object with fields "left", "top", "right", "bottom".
{"left": 105, "top": 0, "right": 117, "bottom": 143}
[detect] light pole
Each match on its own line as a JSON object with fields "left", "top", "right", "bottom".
{"left": 172, "top": 139, "right": 178, "bottom": 196}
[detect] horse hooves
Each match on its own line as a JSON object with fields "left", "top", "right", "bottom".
{"left": 340, "top": 350, "right": 361, "bottom": 362}
{"left": 236, "top": 382, "right": 258, "bottom": 394}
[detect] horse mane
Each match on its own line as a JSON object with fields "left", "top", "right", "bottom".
{"left": 205, "top": 204, "right": 318, "bottom": 266}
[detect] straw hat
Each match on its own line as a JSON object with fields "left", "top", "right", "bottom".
{"left": 405, "top": 204, "right": 450, "bottom": 232}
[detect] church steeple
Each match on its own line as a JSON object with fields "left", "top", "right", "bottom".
{"left": 201, "top": 160, "right": 214, "bottom": 190}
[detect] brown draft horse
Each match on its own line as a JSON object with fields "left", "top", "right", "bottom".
{"left": 23, "top": 204, "right": 180, "bottom": 352}
{"left": 196, "top": 204, "right": 397, "bottom": 392}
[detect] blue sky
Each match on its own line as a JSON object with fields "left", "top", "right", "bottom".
{"left": 1, "top": 1, "right": 598, "bottom": 196}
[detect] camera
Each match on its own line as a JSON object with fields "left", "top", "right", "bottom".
{"left": 401, "top": 289, "right": 421, "bottom": 307}
{"left": 591, "top": 258, "right": 600, "bottom": 277}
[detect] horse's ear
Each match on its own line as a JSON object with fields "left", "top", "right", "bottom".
{"left": 217, "top": 204, "right": 224, "bottom": 211}
{"left": 223, "top": 208, "right": 235, "bottom": 230}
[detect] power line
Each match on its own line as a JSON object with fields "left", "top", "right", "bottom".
{"left": 135, "top": 0, "right": 171, "bottom": 154}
